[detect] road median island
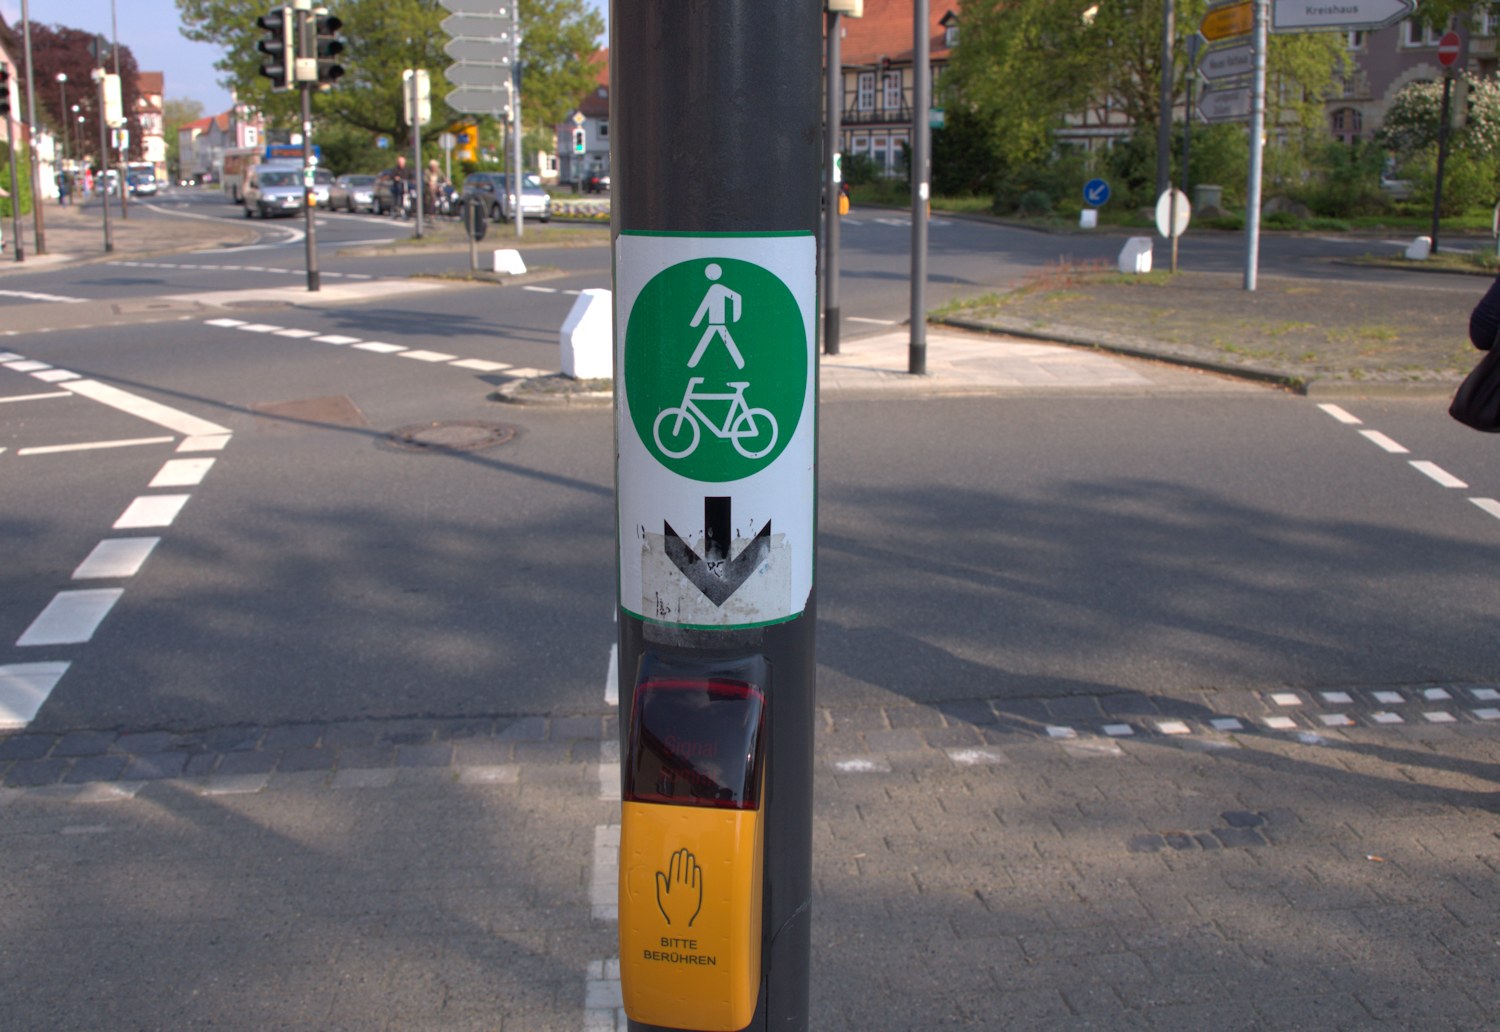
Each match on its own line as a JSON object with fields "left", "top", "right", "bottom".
{"left": 0, "top": 196, "right": 260, "bottom": 271}
{"left": 938, "top": 267, "right": 1479, "bottom": 395}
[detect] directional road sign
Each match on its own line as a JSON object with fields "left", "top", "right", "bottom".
{"left": 1198, "top": 41, "right": 1254, "bottom": 82}
{"left": 1201, "top": 0, "right": 1253, "bottom": 42}
{"left": 1198, "top": 83, "right": 1252, "bottom": 123}
{"left": 445, "top": 84, "right": 511, "bottom": 115}
{"left": 447, "top": 63, "right": 516, "bottom": 88}
{"left": 1083, "top": 178, "right": 1111, "bottom": 207}
{"left": 444, "top": 37, "right": 513, "bottom": 64}
{"left": 1271, "top": 0, "right": 1413, "bottom": 32}
{"left": 439, "top": 0, "right": 514, "bottom": 12}
{"left": 441, "top": 14, "right": 514, "bottom": 41}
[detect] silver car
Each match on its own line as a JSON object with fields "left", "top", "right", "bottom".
{"left": 330, "top": 174, "right": 377, "bottom": 213}
{"left": 461, "top": 171, "right": 552, "bottom": 223}
{"left": 242, "top": 164, "right": 305, "bottom": 219}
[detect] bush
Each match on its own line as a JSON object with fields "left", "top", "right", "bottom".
{"left": 1304, "top": 140, "right": 1389, "bottom": 218}
{"left": 0, "top": 143, "right": 34, "bottom": 218}
{"left": 841, "top": 152, "right": 883, "bottom": 186}
{"left": 1016, "top": 189, "right": 1053, "bottom": 216}
{"left": 1263, "top": 210, "right": 1301, "bottom": 228}
{"left": 1407, "top": 148, "right": 1500, "bottom": 216}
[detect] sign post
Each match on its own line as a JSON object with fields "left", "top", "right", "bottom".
{"left": 1431, "top": 30, "right": 1463, "bottom": 254}
{"left": 613, "top": 0, "right": 819, "bottom": 1026}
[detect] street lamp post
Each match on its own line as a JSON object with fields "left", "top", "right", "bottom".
{"left": 22, "top": 0, "right": 45, "bottom": 253}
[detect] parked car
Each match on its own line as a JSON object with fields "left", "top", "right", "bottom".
{"left": 242, "top": 163, "right": 306, "bottom": 218}
{"left": 372, "top": 166, "right": 417, "bottom": 215}
{"left": 127, "top": 173, "right": 158, "bottom": 198}
{"left": 330, "top": 173, "right": 377, "bottom": 213}
{"left": 461, "top": 171, "right": 552, "bottom": 223}
{"left": 583, "top": 168, "right": 610, "bottom": 194}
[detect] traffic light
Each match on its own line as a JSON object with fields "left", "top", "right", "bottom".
{"left": 0, "top": 65, "right": 11, "bottom": 120}
{"left": 572, "top": 126, "right": 586, "bottom": 154}
{"left": 306, "top": 9, "right": 346, "bottom": 86}
{"left": 257, "top": 8, "right": 294, "bottom": 92}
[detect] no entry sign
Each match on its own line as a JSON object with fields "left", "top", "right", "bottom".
{"left": 1439, "top": 31, "right": 1461, "bottom": 67}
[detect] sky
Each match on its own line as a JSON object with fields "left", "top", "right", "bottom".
{"left": 3, "top": 0, "right": 610, "bottom": 119}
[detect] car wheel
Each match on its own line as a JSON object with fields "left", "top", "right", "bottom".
{"left": 490, "top": 203, "right": 504, "bottom": 223}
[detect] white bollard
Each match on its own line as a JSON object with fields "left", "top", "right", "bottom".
{"left": 1118, "top": 236, "right": 1153, "bottom": 274}
{"left": 1405, "top": 236, "right": 1432, "bottom": 261}
{"left": 1079, "top": 209, "right": 1098, "bottom": 229}
{"left": 560, "top": 288, "right": 613, "bottom": 379}
{"left": 492, "top": 248, "right": 527, "bottom": 275}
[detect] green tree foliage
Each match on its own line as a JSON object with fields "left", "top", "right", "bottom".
{"left": 177, "top": 0, "right": 602, "bottom": 154}
{"left": 1377, "top": 75, "right": 1500, "bottom": 213}
{"left": 0, "top": 142, "right": 35, "bottom": 218}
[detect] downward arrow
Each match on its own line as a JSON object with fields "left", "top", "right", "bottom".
{"left": 665, "top": 497, "right": 771, "bottom": 607}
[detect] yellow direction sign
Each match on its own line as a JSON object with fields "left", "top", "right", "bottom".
{"left": 1200, "top": 0, "right": 1253, "bottom": 41}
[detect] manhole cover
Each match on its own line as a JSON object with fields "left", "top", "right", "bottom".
{"left": 386, "top": 421, "right": 517, "bottom": 454}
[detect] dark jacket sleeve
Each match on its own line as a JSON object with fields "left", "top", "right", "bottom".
{"left": 1469, "top": 275, "right": 1500, "bottom": 350}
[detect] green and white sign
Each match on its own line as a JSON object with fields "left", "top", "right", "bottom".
{"left": 616, "top": 230, "right": 816, "bottom": 629}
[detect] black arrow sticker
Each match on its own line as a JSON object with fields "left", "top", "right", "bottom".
{"left": 665, "top": 496, "right": 771, "bottom": 607}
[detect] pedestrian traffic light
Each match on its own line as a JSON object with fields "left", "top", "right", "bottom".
{"left": 257, "top": 8, "right": 293, "bottom": 92}
{"left": 0, "top": 65, "right": 11, "bottom": 120}
{"left": 573, "top": 126, "right": 586, "bottom": 154}
{"left": 307, "top": 9, "right": 346, "bottom": 86}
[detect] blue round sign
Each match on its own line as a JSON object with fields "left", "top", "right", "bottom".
{"left": 1083, "top": 178, "right": 1111, "bottom": 208}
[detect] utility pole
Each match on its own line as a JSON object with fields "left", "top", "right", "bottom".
{"left": 613, "top": 0, "right": 820, "bottom": 1027}
{"left": 21, "top": 0, "right": 45, "bottom": 255}
{"left": 93, "top": 66, "right": 113, "bottom": 253}
{"left": 824, "top": 0, "right": 856, "bottom": 357}
{"left": 909, "top": 0, "right": 930, "bottom": 375}
{"left": 111, "top": 0, "right": 127, "bottom": 220}
{"left": 510, "top": 3, "right": 524, "bottom": 241}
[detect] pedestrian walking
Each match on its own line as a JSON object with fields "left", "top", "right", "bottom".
{"left": 423, "top": 159, "right": 448, "bottom": 215}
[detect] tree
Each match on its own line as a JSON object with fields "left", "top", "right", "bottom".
{"left": 177, "top": 0, "right": 603, "bottom": 160}
{"left": 20, "top": 23, "right": 144, "bottom": 164}
{"left": 163, "top": 97, "right": 206, "bottom": 180}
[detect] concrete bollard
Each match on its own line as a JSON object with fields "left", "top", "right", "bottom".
{"left": 560, "top": 288, "right": 613, "bottom": 379}
{"left": 1118, "top": 236, "right": 1153, "bottom": 274}
{"left": 1080, "top": 209, "right": 1098, "bottom": 229}
{"left": 492, "top": 248, "right": 527, "bottom": 275}
{"left": 1405, "top": 236, "right": 1432, "bottom": 261}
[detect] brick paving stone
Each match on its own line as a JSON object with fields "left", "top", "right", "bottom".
{"left": 216, "top": 749, "right": 279, "bottom": 776}
{"left": 395, "top": 743, "right": 453, "bottom": 768}
{"left": 277, "top": 747, "right": 333, "bottom": 773}
{"left": 320, "top": 723, "right": 381, "bottom": 747}
{"left": 496, "top": 716, "right": 548, "bottom": 742}
{"left": 550, "top": 716, "right": 604, "bottom": 740}
{"left": 123, "top": 752, "right": 190, "bottom": 780}
{"left": 824, "top": 707, "right": 890, "bottom": 732}
{"left": 884, "top": 705, "right": 945, "bottom": 729}
{"left": 262, "top": 724, "right": 325, "bottom": 750}
{"left": 859, "top": 728, "right": 930, "bottom": 753}
{"left": 202, "top": 727, "right": 264, "bottom": 752}
{"left": 4, "top": 757, "right": 69, "bottom": 787}
{"left": 115, "top": 731, "right": 175, "bottom": 754}
{"left": 935, "top": 698, "right": 1000, "bottom": 726}
{"left": 1047, "top": 695, "right": 1105, "bottom": 721}
{"left": 334, "top": 744, "right": 396, "bottom": 770}
{"left": 183, "top": 752, "right": 220, "bottom": 777}
{"left": 51, "top": 732, "right": 114, "bottom": 758}
{"left": 0, "top": 734, "right": 54, "bottom": 761}
{"left": 63, "top": 754, "right": 129, "bottom": 783}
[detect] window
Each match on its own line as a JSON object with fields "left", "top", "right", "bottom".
{"left": 857, "top": 72, "right": 875, "bottom": 111}
{"left": 882, "top": 70, "right": 903, "bottom": 112}
{"left": 871, "top": 134, "right": 890, "bottom": 172}
{"left": 1478, "top": 6, "right": 1499, "bottom": 36}
{"left": 598, "top": 122, "right": 609, "bottom": 138}
{"left": 1331, "top": 107, "right": 1362, "bottom": 144}
{"left": 1346, "top": 30, "right": 1365, "bottom": 49}
{"left": 945, "top": 24, "right": 959, "bottom": 47}
{"left": 1403, "top": 19, "right": 1444, "bottom": 46}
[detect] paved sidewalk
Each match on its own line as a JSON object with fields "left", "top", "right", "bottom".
{"left": 0, "top": 193, "right": 259, "bottom": 271}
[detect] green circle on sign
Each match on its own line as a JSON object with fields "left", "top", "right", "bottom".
{"left": 626, "top": 257, "right": 807, "bottom": 482}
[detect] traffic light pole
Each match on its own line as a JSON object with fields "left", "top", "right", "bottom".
{"left": 823, "top": 6, "right": 842, "bottom": 356}
{"left": 302, "top": 80, "right": 319, "bottom": 291}
{"left": 21, "top": 0, "right": 46, "bottom": 255}
{"left": 614, "top": 0, "right": 820, "bottom": 1028}
{"left": 95, "top": 68, "right": 113, "bottom": 253}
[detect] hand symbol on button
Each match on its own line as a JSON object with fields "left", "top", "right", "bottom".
{"left": 656, "top": 847, "right": 704, "bottom": 927}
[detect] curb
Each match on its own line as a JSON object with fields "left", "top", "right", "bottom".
{"left": 492, "top": 374, "right": 613, "bottom": 407}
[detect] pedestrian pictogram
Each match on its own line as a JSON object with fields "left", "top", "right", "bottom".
{"left": 616, "top": 231, "right": 815, "bottom": 629}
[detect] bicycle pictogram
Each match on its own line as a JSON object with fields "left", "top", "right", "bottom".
{"left": 653, "top": 377, "right": 779, "bottom": 460}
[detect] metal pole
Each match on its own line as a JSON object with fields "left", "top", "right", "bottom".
{"left": 21, "top": 0, "right": 45, "bottom": 254}
{"left": 1182, "top": 33, "right": 1196, "bottom": 204}
{"left": 511, "top": 10, "right": 524, "bottom": 241}
{"left": 95, "top": 70, "right": 112, "bottom": 253}
{"left": 1431, "top": 73, "right": 1453, "bottom": 255}
{"left": 412, "top": 72, "right": 424, "bottom": 238}
{"left": 1243, "top": 0, "right": 1266, "bottom": 291}
{"left": 6, "top": 112, "right": 22, "bottom": 262}
{"left": 1157, "top": 0, "right": 1175, "bottom": 201}
{"left": 614, "top": 0, "right": 820, "bottom": 1024}
{"left": 909, "top": 0, "right": 929, "bottom": 375}
{"left": 302, "top": 80, "right": 319, "bottom": 291}
{"left": 824, "top": 7, "right": 842, "bottom": 356}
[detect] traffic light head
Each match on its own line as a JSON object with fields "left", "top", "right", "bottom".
{"left": 0, "top": 65, "right": 11, "bottom": 120}
{"left": 256, "top": 8, "right": 293, "bottom": 92}
{"left": 311, "top": 10, "right": 346, "bottom": 86}
{"left": 573, "top": 126, "right": 586, "bottom": 154}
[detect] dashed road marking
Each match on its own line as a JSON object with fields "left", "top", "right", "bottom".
{"left": 1410, "top": 460, "right": 1467, "bottom": 489}
{"left": 1358, "top": 429, "right": 1409, "bottom": 454}
{"left": 114, "top": 494, "right": 191, "bottom": 529}
{"left": 0, "top": 663, "right": 71, "bottom": 730}
{"left": 72, "top": 538, "right": 161, "bottom": 580}
{"left": 17, "top": 589, "right": 126, "bottom": 647}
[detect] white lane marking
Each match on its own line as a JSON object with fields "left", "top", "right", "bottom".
{"left": 0, "top": 391, "right": 71, "bottom": 404}
{"left": 505, "top": 367, "right": 546, "bottom": 379}
{"left": 5, "top": 360, "right": 52, "bottom": 372}
{"left": 604, "top": 642, "right": 619, "bottom": 707}
{"left": 313, "top": 335, "right": 361, "bottom": 345}
{"left": 179, "top": 434, "right": 232, "bottom": 452}
{"left": 32, "top": 369, "right": 81, "bottom": 383}
{"left": 17, "top": 436, "right": 175, "bottom": 456}
{"left": 1409, "top": 461, "right": 1467, "bottom": 489}
{"left": 847, "top": 316, "right": 899, "bottom": 325}
{"left": 235, "top": 323, "right": 283, "bottom": 333}
{"left": 0, "top": 663, "right": 71, "bottom": 730}
{"left": 524, "top": 286, "right": 559, "bottom": 293}
{"left": 1358, "top": 430, "right": 1409, "bottom": 454}
{"left": 450, "top": 359, "right": 511, "bottom": 372}
{"left": 1317, "top": 403, "right": 1362, "bottom": 425}
{"left": 353, "top": 341, "right": 407, "bottom": 354}
{"left": 399, "top": 349, "right": 459, "bottom": 363}
{"left": 114, "top": 494, "right": 191, "bottom": 529}
{"left": 73, "top": 538, "right": 162, "bottom": 580}
{"left": 273, "top": 328, "right": 321, "bottom": 339}
{"left": 149, "top": 457, "right": 216, "bottom": 488}
{"left": 1471, "top": 498, "right": 1500, "bottom": 521}
{"left": 0, "top": 351, "right": 24, "bottom": 361}
{"left": 64, "top": 379, "right": 232, "bottom": 437}
{"left": 17, "top": 589, "right": 126, "bottom": 646}
{"left": 0, "top": 289, "right": 87, "bottom": 304}
{"left": 205, "top": 318, "right": 247, "bottom": 328}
